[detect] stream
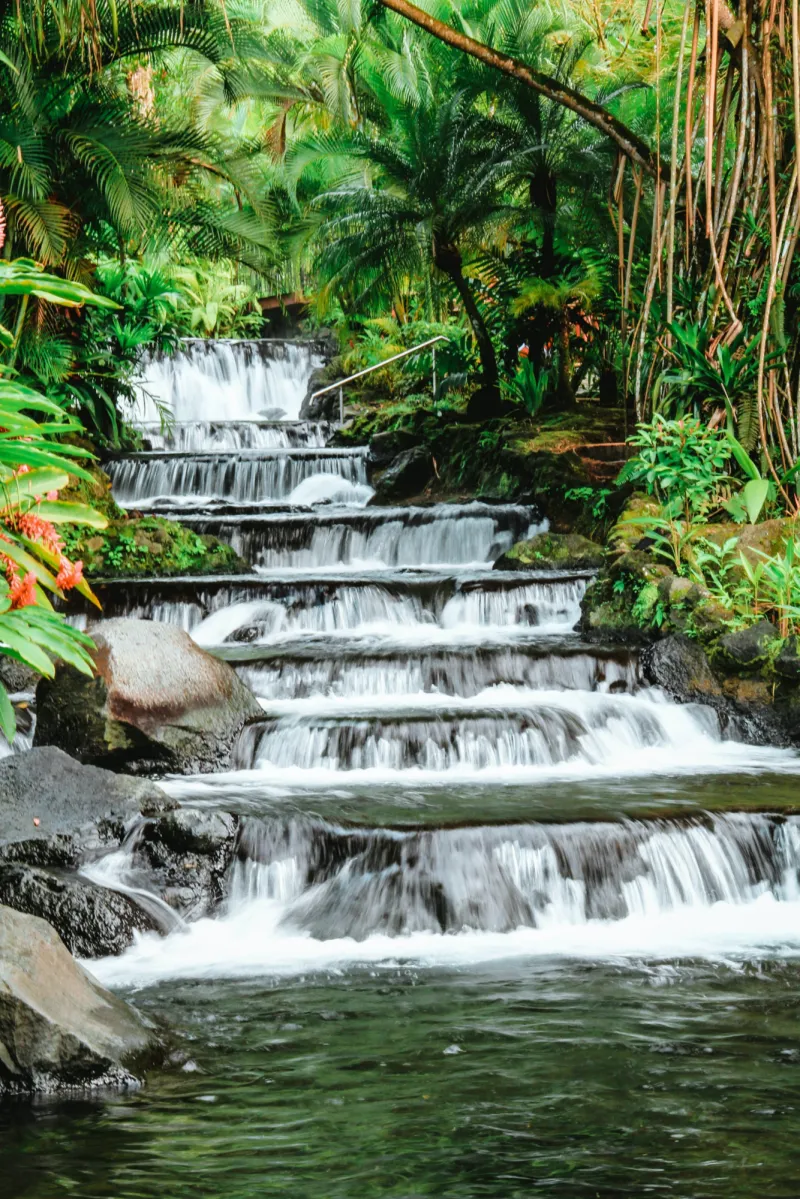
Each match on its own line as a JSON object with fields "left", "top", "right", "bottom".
{"left": 4, "top": 339, "right": 800, "bottom": 1196}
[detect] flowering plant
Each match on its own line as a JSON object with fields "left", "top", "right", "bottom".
{"left": 0, "top": 239, "right": 116, "bottom": 741}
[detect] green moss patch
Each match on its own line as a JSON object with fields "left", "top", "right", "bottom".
{"left": 62, "top": 516, "right": 247, "bottom": 580}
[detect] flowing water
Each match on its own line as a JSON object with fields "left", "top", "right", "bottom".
{"left": 6, "top": 339, "right": 800, "bottom": 1196}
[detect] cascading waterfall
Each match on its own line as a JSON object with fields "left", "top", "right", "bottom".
{"left": 89, "top": 334, "right": 800, "bottom": 990}
{"left": 132, "top": 339, "right": 323, "bottom": 424}
{"left": 108, "top": 447, "right": 370, "bottom": 509}
{"left": 90, "top": 811, "right": 800, "bottom": 988}
{"left": 137, "top": 420, "right": 329, "bottom": 453}
{"left": 191, "top": 504, "right": 540, "bottom": 569}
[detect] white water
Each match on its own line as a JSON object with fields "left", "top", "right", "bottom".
{"left": 84, "top": 336, "right": 800, "bottom": 990}
{"left": 137, "top": 421, "right": 329, "bottom": 453}
{"left": 108, "top": 448, "right": 369, "bottom": 509}
{"left": 91, "top": 814, "right": 800, "bottom": 988}
{"left": 132, "top": 340, "right": 322, "bottom": 424}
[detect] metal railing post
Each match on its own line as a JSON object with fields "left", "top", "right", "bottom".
{"left": 339, "top": 385, "right": 344, "bottom": 424}
{"left": 432, "top": 345, "right": 437, "bottom": 400}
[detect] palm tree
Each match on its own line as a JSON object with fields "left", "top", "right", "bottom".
{"left": 0, "top": 0, "right": 276, "bottom": 272}
{"left": 294, "top": 90, "right": 514, "bottom": 410}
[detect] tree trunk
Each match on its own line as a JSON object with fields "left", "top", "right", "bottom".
{"left": 376, "top": 0, "right": 662, "bottom": 179}
{"left": 529, "top": 164, "right": 557, "bottom": 277}
{"left": 434, "top": 240, "right": 499, "bottom": 411}
{"left": 555, "top": 310, "right": 576, "bottom": 408}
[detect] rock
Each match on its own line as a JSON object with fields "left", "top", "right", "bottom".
{"left": 371, "top": 447, "right": 433, "bottom": 502}
{"left": 0, "top": 747, "right": 173, "bottom": 863}
{"left": 137, "top": 809, "right": 238, "bottom": 920}
{"left": 300, "top": 367, "right": 338, "bottom": 421}
{"left": 643, "top": 633, "right": 800, "bottom": 746}
{"left": 34, "top": 619, "right": 263, "bottom": 774}
{"left": 494, "top": 531, "right": 604, "bottom": 572}
{"left": 368, "top": 429, "right": 419, "bottom": 469}
{"left": 0, "top": 904, "right": 157, "bottom": 1094}
{"left": 643, "top": 635, "right": 725, "bottom": 705}
{"left": 0, "top": 657, "right": 39, "bottom": 696}
{"left": 712, "top": 620, "right": 780, "bottom": 672}
{"left": 775, "top": 635, "right": 800, "bottom": 681}
{"left": 608, "top": 492, "right": 662, "bottom": 555}
{"left": 609, "top": 550, "right": 672, "bottom": 586}
{"left": 0, "top": 864, "right": 158, "bottom": 958}
{"left": 153, "top": 808, "right": 237, "bottom": 856}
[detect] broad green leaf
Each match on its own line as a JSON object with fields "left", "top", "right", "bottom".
{"left": 741, "top": 478, "right": 770, "bottom": 525}
{"left": 31, "top": 501, "right": 108, "bottom": 528}
{"left": 0, "top": 618, "right": 55, "bottom": 674}
{"left": 0, "top": 470, "right": 70, "bottom": 504}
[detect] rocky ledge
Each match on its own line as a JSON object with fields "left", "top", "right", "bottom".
{"left": 0, "top": 749, "right": 240, "bottom": 958}
{"left": 578, "top": 500, "right": 800, "bottom": 745}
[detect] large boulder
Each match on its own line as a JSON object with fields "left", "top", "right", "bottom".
{"left": 371, "top": 447, "right": 433, "bottom": 503}
{"left": 495, "top": 531, "right": 604, "bottom": 572}
{"left": 0, "top": 748, "right": 174, "bottom": 956}
{"left": 34, "top": 619, "right": 263, "bottom": 774}
{"left": 0, "top": 904, "right": 157, "bottom": 1094}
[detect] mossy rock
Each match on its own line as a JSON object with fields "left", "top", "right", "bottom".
{"left": 495, "top": 531, "right": 604, "bottom": 572}
{"left": 62, "top": 516, "right": 248, "bottom": 580}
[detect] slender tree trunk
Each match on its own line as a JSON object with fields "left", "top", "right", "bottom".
{"left": 556, "top": 310, "right": 576, "bottom": 408}
{"left": 376, "top": 0, "right": 662, "bottom": 179}
{"left": 434, "top": 240, "right": 499, "bottom": 412}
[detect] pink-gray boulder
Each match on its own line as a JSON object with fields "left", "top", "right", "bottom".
{"left": 35, "top": 618, "right": 263, "bottom": 774}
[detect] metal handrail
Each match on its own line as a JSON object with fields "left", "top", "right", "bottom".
{"left": 310, "top": 335, "right": 449, "bottom": 422}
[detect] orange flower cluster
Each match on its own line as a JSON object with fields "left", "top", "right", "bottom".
{"left": 0, "top": 466, "right": 83, "bottom": 609}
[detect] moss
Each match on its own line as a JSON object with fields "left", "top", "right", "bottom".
{"left": 496, "top": 531, "right": 604, "bottom": 572}
{"left": 62, "top": 516, "right": 247, "bottom": 580}
{"left": 57, "top": 459, "right": 247, "bottom": 580}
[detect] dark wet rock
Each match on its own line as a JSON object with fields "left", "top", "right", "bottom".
{"left": 368, "top": 429, "right": 420, "bottom": 469}
{"left": 0, "top": 864, "right": 158, "bottom": 958}
{"left": 0, "top": 747, "right": 173, "bottom": 865}
{"left": 136, "top": 809, "right": 238, "bottom": 920}
{"left": 643, "top": 634, "right": 800, "bottom": 747}
{"left": 0, "top": 657, "right": 39, "bottom": 695}
{"left": 300, "top": 367, "right": 338, "bottom": 421}
{"left": 643, "top": 636, "right": 725, "bottom": 706}
{"left": 495, "top": 531, "right": 603, "bottom": 572}
{"left": 35, "top": 619, "right": 263, "bottom": 774}
{"left": 775, "top": 635, "right": 800, "bottom": 681}
{"left": 0, "top": 904, "right": 157, "bottom": 1094}
{"left": 711, "top": 620, "right": 780, "bottom": 672}
{"left": 371, "top": 447, "right": 433, "bottom": 503}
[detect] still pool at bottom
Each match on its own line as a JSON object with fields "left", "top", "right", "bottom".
{"left": 3, "top": 959, "right": 800, "bottom": 1198}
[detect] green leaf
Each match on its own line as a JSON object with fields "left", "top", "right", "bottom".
{"left": 741, "top": 478, "right": 770, "bottom": 524}
{"left": 31, "top": 501, "right": 108, "bottom": 528}
{"left": 0, "top": 682, "right": 16, "bottom": 744}
{"left": 726, "top": 433, "right": 761, "bottom": 481}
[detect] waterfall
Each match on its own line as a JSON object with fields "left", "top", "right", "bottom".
{"left": 108, "top": 448, "right": 370, "bottom": 510}
{"left": 132, "top": 339, "right": 323, "bottom": 424}
{"left": 89, "top": 811, "right": 800, "bottom": 987}
{"left": 79, "top": 333, "right": 800, "bottom": 993}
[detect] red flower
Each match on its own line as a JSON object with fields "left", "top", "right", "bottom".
{"left": 56, "top": 556, "right": 83, "bottom": 591}
{"left": 8, "top": 571, "right": 36, "bottom": 609}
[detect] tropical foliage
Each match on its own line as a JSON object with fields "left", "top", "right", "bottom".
{"left": 0, "top": 252, "right": 110, "bottom": 740}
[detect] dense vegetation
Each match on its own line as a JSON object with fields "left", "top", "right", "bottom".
{"left": 3, "top": 0, "right": 800, "bottom": 720}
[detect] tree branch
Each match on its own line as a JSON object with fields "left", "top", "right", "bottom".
{"left": 375, "top": 0, "right": 663, "bottom": 179}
